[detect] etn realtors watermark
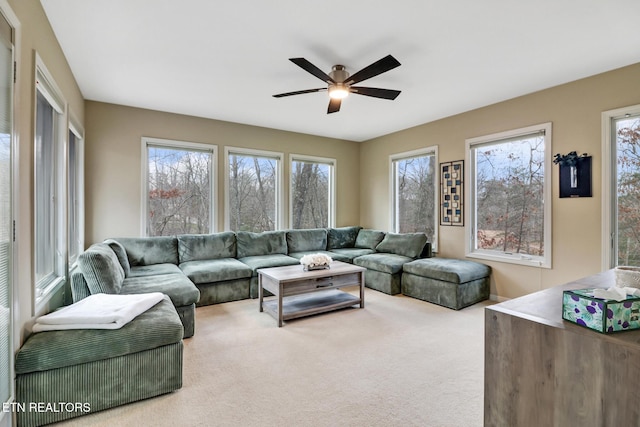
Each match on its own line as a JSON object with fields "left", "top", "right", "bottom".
{"left": 3, "top": 401, "right": 91, "bottom": 413}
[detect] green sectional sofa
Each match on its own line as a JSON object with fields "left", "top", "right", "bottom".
{"left": 22, "top": 226, "right": 487, "bottom": 425}
{"left": 71, "top": 226, "right": 492, "bottom": 338}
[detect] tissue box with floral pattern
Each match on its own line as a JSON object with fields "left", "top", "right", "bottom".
{"left": 562, "top": 288, "right": 640, "bottom": 334}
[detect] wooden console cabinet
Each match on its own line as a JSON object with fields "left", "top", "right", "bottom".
{"left": 485, "top": 270, "right": 640, "bottom": 426}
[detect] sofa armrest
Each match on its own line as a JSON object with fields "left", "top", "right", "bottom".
{"left": 70, "top": 270, "right": 91, "bottom": 302}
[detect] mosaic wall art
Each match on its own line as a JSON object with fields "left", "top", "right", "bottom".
{"left": 440, "top": 160, "right": 464, "bottom": 226}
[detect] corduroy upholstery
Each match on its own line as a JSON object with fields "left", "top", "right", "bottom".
{"left": 236, "top": 230, "right": 288, "bottom": 258}
{"left": 375, "top": 232, "right": 428, "bottom": 258}
{"left": 15, "top": 296, "right": 183, "bottom": 426}
{"left": 177, "top": 232, "right": 237, "bottom": 262}
{"left": 354, "top": 229, "right": 386, "bottom": 249}
{"left": 401, "top": 258, "right": 491, "bottom": 310}
{"left": 77, "top": 243, "right": 125, "bottom": 294}
{"left": 327, "top": 226, "right": 362, "bottom": 249}
{"left": 286, "top": 228, "right": 328, "bottom": 253}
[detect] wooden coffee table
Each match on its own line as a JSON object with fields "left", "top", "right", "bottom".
{"left": 258, "top": 260, "right": 366, "bottom": 327}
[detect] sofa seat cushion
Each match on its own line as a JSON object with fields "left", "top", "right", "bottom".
{"left": 329, "top": 248, "right": 375, "bottom": 262}
{"left": 355, "top": 229, "right": 386, "bottom": 249}
{"left": 286, "top": 228, "right": 328, "bottom": 253}
{"left": 375, "top": 232, "right": 428, "bottom": 258}
{"left": 287, "top": 250, "right": 337, "bottom": 261}
{"left": 327, "top": 226, "right": 362, "bottom": 249}
{"left": 353, "top": 253, "right": 413, "bottom": 274}
{"left": 402, "top": 258, "right": 491, "bottom": 283}
{"left": 15, "top": 296, "right": 182, "bottom": 374}
{"left": 128, "top": 263, "right": 183, "bottom": 278}
{"left": 179, "top": 258, "right": 252, "bottom": 284}
{"left": 116, "top": 236, "right": 179, "bottom": 266}
{"left": 77, "top": 243, "right": 125, "bottom": 294}
{"left": 237, "top": 231, "right": 288, "bottom": 258}
{"left": 238, "top": 254, "right": 300, "bottom": 275}
{"left": 122, "top": 274, "right": 200, "bottom": 307}
{"left": 177, "top": 232, "right": 236, "bottom": 262}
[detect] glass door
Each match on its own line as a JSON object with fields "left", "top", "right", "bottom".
{"left": 0, "top": 9, "right": 14, "bottom": 422}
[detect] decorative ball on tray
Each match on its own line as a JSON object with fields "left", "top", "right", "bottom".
{"left": 300, "top": 253, "right": 332, "bottom": 271}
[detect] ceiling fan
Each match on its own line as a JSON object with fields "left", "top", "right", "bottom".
{"left": 273, "top": 54, "right": 401, "bottom": 114}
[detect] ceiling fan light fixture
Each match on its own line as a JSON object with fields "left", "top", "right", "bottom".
{"left": 328, "top": 84, "right": 349, "bottom": 99}
{"left": 273, "top": 55, "right": 401, "bottom": 114}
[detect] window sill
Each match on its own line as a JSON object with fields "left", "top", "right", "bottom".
{"left": 466, "top": 250, "right": 551, "bottom": 269}
{"left": 34, "top": 276, "right": 65, "bottom": 316}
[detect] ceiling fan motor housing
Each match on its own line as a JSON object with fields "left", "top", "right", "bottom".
{"left": 329, "top": 65, "right": 349, "bottom": 83}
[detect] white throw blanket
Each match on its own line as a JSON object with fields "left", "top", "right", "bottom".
{"left": 32, "top": 292, "right": 165, "bottom": 332}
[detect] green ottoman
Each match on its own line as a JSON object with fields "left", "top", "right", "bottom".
{"left": 401, "top": 258, "right": 491, "bottom": 310}
{"left": 14, "top": 296, "right": 183, "bottom": 427}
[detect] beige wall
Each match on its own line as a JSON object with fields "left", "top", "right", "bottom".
{"left": 360, "top": 63, "right": 640, "bottom": 299}
{"left": 84, "top": 101, "right": 361, "bottom": 243}
{"left": 7, "top": 0, "right": 85, "bottom": 340}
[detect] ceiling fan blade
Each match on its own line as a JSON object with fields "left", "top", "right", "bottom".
{"left": 289, "top": 58, "right": 336, "bottom": 84}
{"left": 273, "top": 88, "right": 326, "bottom": 98}
{"left": 350, "top": 86, "right": 401, "bottom": 100}
{"left": 327, "top": 98, "right": 341, "bottom": 114}
{"left": 344, "top": 55, "right": 401, "bottom": 85}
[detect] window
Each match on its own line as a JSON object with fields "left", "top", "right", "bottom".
{"left": 34, "top": 55, "right": 66, "bottom": 304}
{"left": 68, "top": 119, "right": 84, "bottom": 265}
{"left": 466, "top": 123, "right": 552, "bottom": 268}
{"left": 225, "top": 147, "right": 282, "bottom": 232}
{"left": 390, "top": 147, "right": 438, "bottom": 248}
{"left": 602, "top": 105, "right": 640, "bottom": 268}
{"left": 142, "top": 137, "right": 216, "bottom": 237}
{"left": 290, "top": 155, "right": 335, "bottom": 229}
{"left": 0, "top": 6, "right": 14, "bottom": 420}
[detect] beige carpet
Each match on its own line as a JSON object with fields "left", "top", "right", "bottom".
{"left": 58, "top": 287, "right": 491, "bottom": 427}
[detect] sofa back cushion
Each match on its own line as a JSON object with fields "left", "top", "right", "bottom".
{"left": 237, "top": 231, "right": 287, "bottom": 258}
{"left": 103, "top": 239, "right": 131, "bottom": 277}
{"left": 355, "top": 229, "right": 386, "bottom": 249}
{"left": 70, "top": 270, "right": 91, "bottom": 302}
{"left": 286, "top": 228, "right": 328, "bottom": 253}
{"left": 327, "top": 226, "right": 362, "bottom": 249}
{"left": 178, "top": 232, "right": 237, "bottom": 263}
{"left": 77, "top": 243, "right": 125, "bottom": 294}
{"left": 115, "top": 236, "right": 179, "bottom": 266}
{"left": 376, "top": 232, "right": 428, "bottom": 259}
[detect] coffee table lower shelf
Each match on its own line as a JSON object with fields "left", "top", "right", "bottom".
{"left": 262, "top": 289, "right": 361, "bottom": 324}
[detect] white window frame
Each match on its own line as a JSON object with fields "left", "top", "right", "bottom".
{"left": 389, "top": 146, "right": 439, "bottom": 252}
{"left": 141, "top": 137, "right": 217, "bottom": 236}
{"left": 465, "top": 123, "right": 552, "bottom": 268}
{"left": 34, "top": 52, "right": 67, "bottom": 311}
{"left": 601, "top": 104, "right": 640, "bottom": 270}
{"left": 67, "top": 112, "right": 84, "bottom": 267}
{"left": 224, "top": 146, "right": 283, "bottom": 231}
{"left": 0, "top": 2, "right": 18, "bottom": 425}
{"left": 289, "top": 154, "right": 336, "bottom": 229}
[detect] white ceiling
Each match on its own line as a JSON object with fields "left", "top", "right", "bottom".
{"left": 41, "top": 0, "right": 640, "bottom": 142}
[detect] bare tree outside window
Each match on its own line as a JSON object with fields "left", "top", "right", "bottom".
{"left": 616, "top": 116, "right": 640, "bottom": 266}
{"left": 228, "top": 153, "right": 277, "bottom": 232}
{"left": 393, "top": 154, "right": 437, "bottom": 244}
{"left": 147, "top": 145, "right": 212, "bottom": 236}
{"left": 474, "top": 135, "right": 545, "bottom": 256}
{"left": 291, "top": 159, "right": 331, "bottom": 229}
